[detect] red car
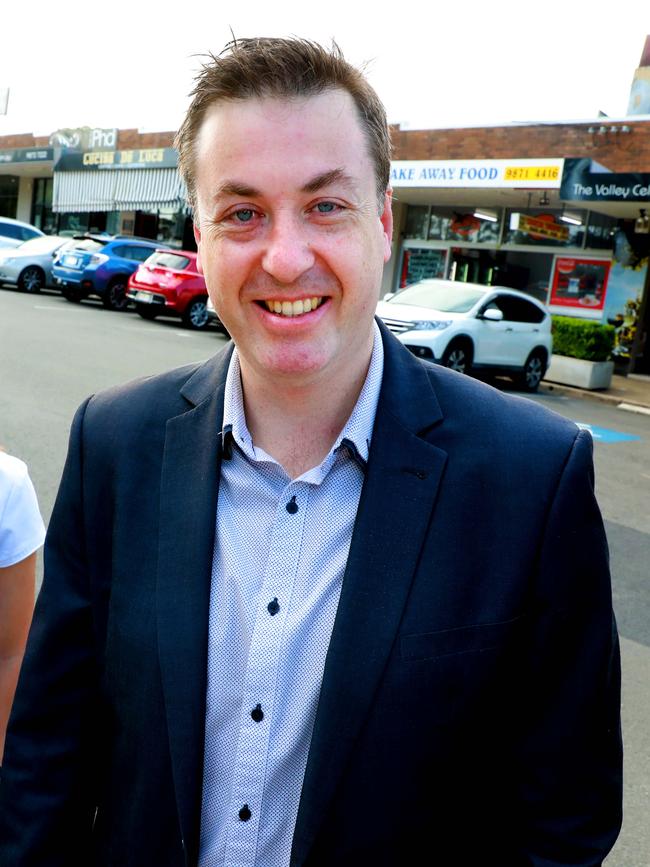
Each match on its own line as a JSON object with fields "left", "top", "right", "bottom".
{"left": 127, "top": 249, "right": 215, "bottom": 330}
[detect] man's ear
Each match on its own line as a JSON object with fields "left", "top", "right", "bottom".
{"left": 193, "top": 221, "right": 204, "bottom": 275}
{"left": 381, "top": 189, "right": 393, "bottom": 263}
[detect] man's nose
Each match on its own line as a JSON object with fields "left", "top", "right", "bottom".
{"left": 261, "top": 215, "right": 315, "bottom": 284}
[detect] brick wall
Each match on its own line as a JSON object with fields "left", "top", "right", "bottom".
{"left": 0, "top": 130, "right": 175, "bottom": 150}
{"left": 389, "top": 121, "right": 650, "bottom": 173}
{"left": 3, "top": 121, "right": 650, "bottom": 172}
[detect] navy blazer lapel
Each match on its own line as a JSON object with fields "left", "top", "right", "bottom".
{"left": 291, "top": 326, "right": 449, "bottom": 865}
{"left": 156, "top": 345, "right": 233, "bottom": 863}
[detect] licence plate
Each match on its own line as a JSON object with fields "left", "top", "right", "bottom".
{"left": 62, "top": 254, "right": 80, "bottom": 267}
{"left": 136, "top": 291, "right": 154, "bottom": 302}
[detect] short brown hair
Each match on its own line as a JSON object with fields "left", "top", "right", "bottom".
{"left": 175, "top": 37, "right": 391, "bottom": 215}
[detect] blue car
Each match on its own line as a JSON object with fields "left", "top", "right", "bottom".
{"left": 52, "top": 235, "right": 166, "bottom": 310}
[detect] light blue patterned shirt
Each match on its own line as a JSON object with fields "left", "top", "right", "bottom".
{"left": 198, "top": 322, "right": 384, "bottom": 867}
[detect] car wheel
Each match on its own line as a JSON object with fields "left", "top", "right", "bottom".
{"left": 18, "top": 265, "right": 45, "bottom": 293}
{"left": 517, "top": 350, "right": 547, "bottom": 392}
{"left": 182, "top": 297, "right": 210, "bottom": 330}
{"left": 441, "top": 340, "right": 473, "bottom": 375}
{"left": 61, "top": 286, "right": 82, "bottom": 303}
{"left": 103, "top": 277, "right": 130, "bottom": 311}
{"left": 136, "top": 305, "right": 158, "bottom": 321}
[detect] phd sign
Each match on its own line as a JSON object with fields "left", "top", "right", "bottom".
{"left": 561, "top": 158, "right": 650, "bottom": 202}
{"left": 390, "top": 159, "right": 563, "bottom": 189}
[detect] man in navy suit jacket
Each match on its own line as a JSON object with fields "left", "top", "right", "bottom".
{"left": 0, "top": 38, "right": 621, "bottom": 866}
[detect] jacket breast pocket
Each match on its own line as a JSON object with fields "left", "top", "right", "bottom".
{"left": 400, "top": 615, "right": 525, "bottom": 662}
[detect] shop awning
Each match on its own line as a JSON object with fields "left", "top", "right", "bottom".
{"left": 52, "top": 167, "right": 188, "bottom": 213}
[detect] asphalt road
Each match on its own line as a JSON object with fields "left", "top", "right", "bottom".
{"left": 1, "top": 287, "right": 648, "bottom": 865}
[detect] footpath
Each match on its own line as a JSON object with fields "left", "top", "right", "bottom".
{"left": 540, "top": 373, "right": 650, "bottom": 413}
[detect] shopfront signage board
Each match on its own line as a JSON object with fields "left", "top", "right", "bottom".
{"left": 561, "top": 157, "right": 650, "bottom": 202}
{"left": 55, "top": 147, "right": 178, "bottom": 171}
{"left": 390, "top": 159, "right": 563, "bottom": 188}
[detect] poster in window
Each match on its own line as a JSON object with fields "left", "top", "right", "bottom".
{"left": 548, "top": 257, "right": 611, "bottom": 319}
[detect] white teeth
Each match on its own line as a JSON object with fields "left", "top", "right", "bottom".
{"left": 264, "top": 297, "right": 323, "bottom": 317}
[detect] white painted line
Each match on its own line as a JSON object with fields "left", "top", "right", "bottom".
{"left": 617, "top": 402, "right": 650, "bottom": 416}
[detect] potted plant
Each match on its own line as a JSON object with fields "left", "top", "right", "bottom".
{"left": 544, "top": 316, "right": 616, "bottom": 390}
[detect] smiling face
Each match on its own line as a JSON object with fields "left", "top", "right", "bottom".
{"left": 193, "top": 89, "right": 392, "bottom": 390}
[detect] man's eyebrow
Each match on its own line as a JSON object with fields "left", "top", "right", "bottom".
{"left": 210, "top": 169, "right": 356, "bottom": 202}
{"left": 301, "top": 169, "right": 357, "bottom": 194}
{"left": 212, "top": 181, "right": 261, "bottom": 200}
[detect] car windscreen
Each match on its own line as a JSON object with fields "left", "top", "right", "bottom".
{"left": 16, "top": 235, "right": 67, "bottom": 253}
{"left": 389, "top": 282, "right": 488, "bottom": 313}
{"left": 145, "top": 251, "right": 191, "bottom": 270}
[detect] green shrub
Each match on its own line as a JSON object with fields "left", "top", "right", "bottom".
{"left": 551, "top": 316, "right": 615, "bottom": 362}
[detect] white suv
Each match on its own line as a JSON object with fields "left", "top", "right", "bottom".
{"left": 376, "top": 279, "right": 553, "bottom": 392}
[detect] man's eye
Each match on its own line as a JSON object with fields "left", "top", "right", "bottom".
{"left": 233, "top": 209, "right": 255, "bottom": 223}
{"left": 315, "top": 202, "right": 337, "bottom": 213}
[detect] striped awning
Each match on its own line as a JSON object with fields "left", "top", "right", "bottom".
{"left": 53, "top": 168, "right": 188, "bottom": 213}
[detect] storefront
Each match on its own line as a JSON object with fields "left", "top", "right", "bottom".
{"left": 52, "top": 146, "right": 192, "bottom": 248}
{"left": 387, "top": 157, "right": 649, "bottom": 372}
{"left": 0, "top": 146, "right": 55, "bottom": 225}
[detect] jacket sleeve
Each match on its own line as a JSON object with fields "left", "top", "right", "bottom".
{"left": 0, "top": 397, "right": 102, "bottom": 867}
{"left": 514, "top": 429, "right": 623, "bottom": 866}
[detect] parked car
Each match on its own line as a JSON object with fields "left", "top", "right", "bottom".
{"left": 0, "top": 235, "right": 71, "bottom": 292}
{"left": 376, "top": 279, "right": 552, "bottom": 392}
{"left": 126, "top": 249, "right": 212, "bottom": 330}
{"left": 0, "top": 217, "right": 45, "bottom": 250}
{"left": 52, "top": 235, "right": 164, "bottom": 310}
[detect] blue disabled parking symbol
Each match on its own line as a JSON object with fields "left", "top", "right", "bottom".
{"left": 576, "top": 422, "right": 641, "bottom": 443}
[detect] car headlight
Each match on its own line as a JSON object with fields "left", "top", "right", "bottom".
{"left": 409, "top": 319, "right": 453, "bottom": 331}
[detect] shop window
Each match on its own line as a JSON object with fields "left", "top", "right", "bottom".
{"left": 400, "top": 248, "right": 447, "bottom": 286}
{"left": 428, "top": 207, "right": 501, "bottom": 244}
{"left": 505, "top": 210, "right": 585, "bottom": 247}
{"left": 156, "top": 207, "right": 186, "bottom": 249}
{"left": 32, "top": 178, "right": 55, "bottom": 233}
{"left": 585, "top": 212, "right": 617, "bottom": 250}
{"left": 0, "top": 175, "right": 19, "bottom": 219}
{"left": 403, "top": 205, "right": 430, "bottom": 240}
{"left": 56, "top": 212, "right": 108, "bottom": 236}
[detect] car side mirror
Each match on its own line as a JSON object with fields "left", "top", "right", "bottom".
{"left": 480, "top": 307, "right": 504, "bottom": 322}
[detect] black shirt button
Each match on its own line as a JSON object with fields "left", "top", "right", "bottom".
{"left": 286, "top": 495, "right": 298, "bottom": 514}
{"left": 239, "top": 804, "right": 251, "bottom": 822}
{"left": 251, "top": 703, "right": 264, "bottom": 723}
{"left": 267, "top": 597, "right": 280, "bottom": 616}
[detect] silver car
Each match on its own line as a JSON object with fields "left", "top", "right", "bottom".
{"left": 0, "top": 216, "right": 44, "bottom": 250}
{"left": 0, "top": 235, "right": 72, "bottom": 293}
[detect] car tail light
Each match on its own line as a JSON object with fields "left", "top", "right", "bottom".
{"left": 89, "top": 253, "right": 109, "bottom": 265}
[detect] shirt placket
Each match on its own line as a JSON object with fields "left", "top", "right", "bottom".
{"left": 223, "top": 480, "right": 309, "bottom": 867}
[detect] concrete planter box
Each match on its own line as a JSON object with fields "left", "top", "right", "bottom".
{"left": 544, "top": 355, "right": 614, "bottom": 390}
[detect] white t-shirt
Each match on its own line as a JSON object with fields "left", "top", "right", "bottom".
{"left": 0, "top": 453, "right": 46, "bottom": 568}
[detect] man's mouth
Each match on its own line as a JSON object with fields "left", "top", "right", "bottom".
{"left": 259, "top": 297, "right": 326, "bottom": 317}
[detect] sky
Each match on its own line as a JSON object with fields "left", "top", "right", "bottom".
{"left": 1, "top": 0, "right": 650, "bottom": 140}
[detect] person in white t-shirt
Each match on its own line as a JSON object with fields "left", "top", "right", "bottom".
{"left": 0, "top": 452, "right": 45, "bottom": 760}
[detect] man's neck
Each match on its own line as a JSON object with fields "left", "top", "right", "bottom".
{"left": 238, "top": 346, "right": 373, "bottom": 480}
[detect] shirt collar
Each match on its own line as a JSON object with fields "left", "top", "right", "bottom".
{"left": 221, "top": 320, "right": 384, "bottom": 473}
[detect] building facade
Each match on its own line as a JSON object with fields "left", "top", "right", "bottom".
{"left": 2, "top": 117, "right": 650, "bottom": 372}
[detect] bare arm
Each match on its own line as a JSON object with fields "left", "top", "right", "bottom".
{"left": 0, "top": 552, "right": 36, "bottom": 760}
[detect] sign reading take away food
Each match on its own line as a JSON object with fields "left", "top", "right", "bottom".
{"left": 390, "top": 159, "right": 563, "bottom": 188}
